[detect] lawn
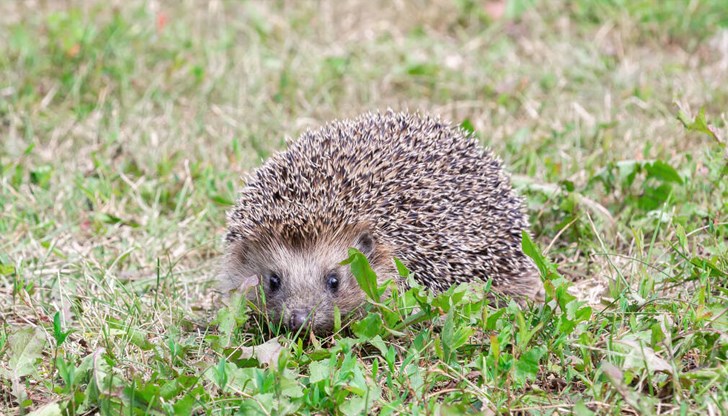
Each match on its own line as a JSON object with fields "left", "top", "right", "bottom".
{"left": 1, "top": 0, "right": 727, "bottom": 414}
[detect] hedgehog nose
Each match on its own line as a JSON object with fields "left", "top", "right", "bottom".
{"left": 288, "top": 309, "right": 310, "bottom": 332}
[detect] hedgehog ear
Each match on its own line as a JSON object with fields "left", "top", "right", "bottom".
{"left": 354, "top": 230, "right": 375, "bottom": 258}
{"left": 218, "top": 240, "right": 260, "bottom": 292}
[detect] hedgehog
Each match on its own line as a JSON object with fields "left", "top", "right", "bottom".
{"left": 220, "top": 110, "right": 543, "bottom": 334}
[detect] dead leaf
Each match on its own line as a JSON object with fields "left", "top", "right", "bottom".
{"left": 239, "top": 338, "right": 283, "bottom": 368}
{"left": 27, "top": 402, "right": 62, "bottom": 416}
{"left": 617, "top": 339, "right": 674, "bottom": 375}
{"left": 601, "top": 361, "right": 653, "bottom": 414}
{"left": 2, "top": 326, "right": 47, "bottom": 403}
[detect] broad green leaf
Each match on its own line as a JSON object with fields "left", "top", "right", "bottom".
{"left": 173, "top": 393, "right": 197, "bottom": 415}
{"left": 440, "top": 307, "right": 474, "bottom": 364}
{"left": 573, "top": 400, "right": 596, "bottom": 416}
{"left": 351, "top": 313, "right": 383, "bottom": 340}
{"left": 393, "top": 257, "right": 410, "bottom": 278}
{"left": 211, "top": 358, "right": 228, "bottom": 390}
{"left": 645, "top": 160, "right": 683, "bottom": 184}
{"left": 340, "top": 396, "right": 367, "bottom": 416}
{"left": 279, "top": 376, "right": 304, "bottom": 399}
{"left": 308, "top": 360, "right": 331, "bottom": 384}
{"left": 216, "top": 291, "right": 248, "bottom": 348}
{"left": 343, "top": 248, "right": 380, "bottom": 302}
{"left": 521, "top": 231, "right": 548, "bottom": 278}
{"left": 514, "top": 346, "right": 546, "bottom": 384}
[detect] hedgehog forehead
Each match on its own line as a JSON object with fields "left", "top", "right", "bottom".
{"left": 227, "top": 229, "right": 354, "bottom": 278}
{"left": 266, "top": 240, "right": 349, "bottom": 276}
{"left": 226, "top": 216, "right": 363, "bottom": 257}
{"left": 227, "top": 211, "right": 360, "bottom": 250}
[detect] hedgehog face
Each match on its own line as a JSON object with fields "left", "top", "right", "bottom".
{"left": 222, "top": 229, "right": 386, "bottom": 335}
{"left": 256, "top": 249, "right": 364, "bottom": 334}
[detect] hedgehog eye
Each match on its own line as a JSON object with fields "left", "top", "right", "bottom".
{"left": 268, "top": 273, "right": 281, "bottom": 292}
{"left": 325, "top": 271, "right": 339, "bottom": 292}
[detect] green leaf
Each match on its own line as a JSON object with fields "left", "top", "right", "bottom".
{"left": 675, "top": 224, "right": 687, "bottom": 250}
{"left": 514, "top": 346, "right": 545, "bottom": 384}
{"left": 460, "top": 118, "right": 475, "bottom": 134}
{"left": 209, "top": 194, "right": 234, "bottom": 206}
{"left": 52, "top": 312, "right": 73, "bottom": 347}
{"left": 521, "top": 231, "right": 548, "bottom": 278}
{"left": 324, "top": 56, "right": 349, "bottom": 75}
{"left": 405, "top": 63, "right": 438, "bottom": 76}
{"left": 0, "top": 263, "right": 15, "bottom": 276}
{"left": 29, "top": 165, "right": 53, "bottom": 189}
{"left": 645, "top": 160, "right": 683, "bottom": 184}
{"left": 393, "top": 257, "right": 410, "bottom": 278}
{"left": 333, "top": 305, "right": 341, "bottom": 333}
{"left": 558, "top": 314, "right": 577, "bottom": 334}
{"left": 308, "top": 360, "right": 331, "bottom": 384}
{"left": 351, "top": 313, "right": 383, "bottom": 340}
{"left": 215, "top": 291, "right": 247, "bottom": 348}
{"left": 340, "top": 396, "right": 367, "bottom": 416}
{"left": 650, "top": 322, "right": 666, "bottom": 346}
{"left": 556, "top": 282, "right": 577, "bottom": 311}
{"left": 279, "top": 375, "right": 304, "bottom": 399}
{"left": 368, "top": 336, "right": 388, "bottom": 356}
{"left": 159, "top": 379, "right": 183, "bottom": 400}
{"left": 342, "top": 248, "right": 380, "bottom": 302}
{"left": 677, "top": 106, "right": 721, "bottom": 142}
{"left": 573, "top": 400, "right": 596, "bottom": 416}
{"left": 96, "top": 212, "right": 140, "bottom": 227}
{"left": 173, "top": 393, "right": 197, "bottom": 415}
{"left": 484, "top": 308, "right": 505, "bottom": 330}
{"left": 211, "top": 358, "right": 229, "bottom": 390}
{"left": 574, "top": 305, "right": 592, "bottom": 323}
{"left": 689, "top": 256, "right": 727, "bottom": 278}
{"left": 440, "top": 308, "right": 474, "bottom": 364}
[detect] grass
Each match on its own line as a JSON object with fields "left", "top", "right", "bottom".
{"left": 1, "top": 0, "right": 727, "bottom": 414}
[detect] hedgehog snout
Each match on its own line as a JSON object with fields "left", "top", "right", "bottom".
{"left": 287, "top": 308, "right": 310, "bottom": 332}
